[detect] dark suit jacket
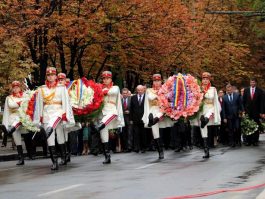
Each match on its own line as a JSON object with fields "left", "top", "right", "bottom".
{"left": 122, "top": 96, "right": 131, "bottom": 125}
{"left": 261, "top": 90, "right": 265, "bottom": 115}
{"left": 243, "top": 87, "right": 263, "bottom": 120}
{"left": 222, "top": 93, "right": 243, "bottom": 120}
{"left": 129, "top": 94, "right": 145, "bottom": 124}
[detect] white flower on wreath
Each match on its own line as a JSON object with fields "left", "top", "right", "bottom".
{"left": 70, "top": 85, "right": 94, "bottom": 109}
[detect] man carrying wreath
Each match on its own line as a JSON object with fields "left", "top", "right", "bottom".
{"left": 191, "top": 72, "right": 221, "bottom": 159}
{"left": 33, "top": 67, "right": 75, "bottom": 170}
{"left": 93, "top": 71, "right": 124, "bottom": 164}
{"left": 142, "top": 74, "right": 173, "bottom": 159}
{"left": 1, "top": 81, "right": 26, "bottom": 165}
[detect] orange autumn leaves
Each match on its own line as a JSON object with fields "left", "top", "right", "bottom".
{"left": 0, "top": 0, "right": 261, "bottom": 94}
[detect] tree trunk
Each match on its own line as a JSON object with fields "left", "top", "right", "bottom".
{"left": 95, "top": 55, "right": 110, "bottom": 81}
{"left": 77, "top": 48, "right": 85, "bottom": 77}
{"left": 55, "top": 36, "right": 67, "bottom": 74}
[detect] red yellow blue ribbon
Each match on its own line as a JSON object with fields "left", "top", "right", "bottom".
{"left": 173, "top": 73, "right": 188, "bottom": 109}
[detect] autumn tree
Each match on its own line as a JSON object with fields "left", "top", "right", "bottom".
{"left": 0, "top": 36, "right": 37, "bottom": 102}
{"left": 0, "top": 0, "right": 263, "bottom": 96}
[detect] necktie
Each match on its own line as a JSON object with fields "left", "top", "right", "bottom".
{"left": 123, "top": 98, "right": 127, "bottom": 109}
{"left": 138, "top": 95, "right": 142, "bottom": 105}
{"left": 251, "top": 88, "right": 255, "bottom": 99}
{"left": 229, "top": 94, "right": 232, "bottom": 102}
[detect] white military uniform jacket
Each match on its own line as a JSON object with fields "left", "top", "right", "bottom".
{"left": 2, "top": 94, "right": 25, "bottom": 128}
{"left": 101, "top": 85, "right": 125, "bottom": 129}
{"left": 142, "top": 88, "right": 174, "bottom": 128}
{"left": 33, "top": 84, "right": 75, "bottom": 126}
{"left": 191, "top": 86, "right": 221, "bottom": 126}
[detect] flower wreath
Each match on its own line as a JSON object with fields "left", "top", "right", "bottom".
{"left": 68, "top": 77, "right": 104, "bottom": 120}
{"left": 19, "top": 90, "right": 40, "bottom": 132}
{"left": 158, "top": 73, "right": 203, "bottom": 120}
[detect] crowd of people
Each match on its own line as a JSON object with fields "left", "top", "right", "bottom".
{"left": 1, "top": 68, "right": 265, "bottom": 171}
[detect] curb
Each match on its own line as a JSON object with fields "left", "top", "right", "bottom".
{"left": 0, "top": 151, "right": 48, "bottom": 162}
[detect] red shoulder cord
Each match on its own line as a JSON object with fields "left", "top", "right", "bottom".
{"left": 45, "top": 80, "right": 58, "bottom": 89}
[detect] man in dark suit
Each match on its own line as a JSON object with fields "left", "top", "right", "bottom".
{"left": 129, "top": 85, "right": 146, "bottom": 153}
{"left": 243, "top": 78, "right": 263, "bottom": 146}
{"left": 222, "top": 84, "right": 243, "bottom": 147}
{"left": 120, "top": 88, "right": 132, "bottom": 152}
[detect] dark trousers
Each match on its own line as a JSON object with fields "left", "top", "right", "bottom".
{"left": 227, "top": 118, "right": 240, "bottom": 145}
{"left": 1, "top": 133, "right": 7, "bottom": 146}
{"left": 175, "top": 121, "right": 192, "bottom": 149}
{"left": 219, "top": 121, "right": 229, "bottom": 145}
{"left": 121, "top": 124, "right": 133, "bottom": 151}
{"left": 207, "top": 126, "right": 216, "bottom": 148}
{"left": 192, "top": 126, "right": 203, "bottom": 148}
{"left": 145, "top": 128, "right": 155, "bottom": 150}
{"left": 133, "top": 123, "right": 146, "bottom": 151}
{"left": 69, "top": 130, "right": 83, "bottom": 155}
{"left": 31, "top": 129, "right": 48, "bottom": 156}
{"left": 23, "top": 132, "right": 36, "bottom": 158}
{"left": 90, "top": 132, "right": 102, "bottom": 155}
{"left": 160, "top": 127, "right": 171, "bottom": 149}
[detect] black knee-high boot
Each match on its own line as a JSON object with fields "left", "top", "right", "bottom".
{"left": 102, "top": 142, "right": 111, "bottom": 164}
{"left": 59, "top": 144, "right": 67, "bottom": 165}
{"left": 49, "top": 146, "right": 58, "bottom": 170}
{"left": 16, "top": 145, "right": 24, "bottom": 165}
{"left": 203, "top": 138, "right": 209, "bottom": 159}
{"left": 154, "top": 138, "right": 164, "bottom": 159}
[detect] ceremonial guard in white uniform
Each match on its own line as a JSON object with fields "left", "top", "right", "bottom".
{"left": 2, "top": 81, "right": 28, "bottom": 165}
{"left": 34, "top": 67, "right": 75, "bottom": 170}
{"left": 94, "top": 71, "right": 124, "bottom": 164}
{"left": 191, "top": 72, "right": 221, "bottom": 158}
{"left": 142, "top": 74, "right": 173, "bottom": 159}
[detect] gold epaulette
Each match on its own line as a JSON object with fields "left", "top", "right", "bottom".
{"left": 149, "top": 99, "right": 159, "bottom": 106}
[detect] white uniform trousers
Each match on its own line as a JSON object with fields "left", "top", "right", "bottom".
{"left": 200, "top": 107, "right": 214, "bottom": 138}
{"left": 100, "top": 114, "right": 117, "bottom": 143}
{"left": 12, "top": 127, "right": 22, "bottom": 146}
{"left": 149, "top": 106, "right": 163, "bottom": 139}
{"left": 44, "top": 117, "right": 65, "bottom": 146}
{"left": 10, "top": 120, "right": 23, "bottom": 146}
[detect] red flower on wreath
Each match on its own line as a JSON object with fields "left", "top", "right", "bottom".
{"left": 71, "top": 77, "right": 104, "bottom": 116}
{"left": 158, "top": 74, "right": 203, "bottom": 120}
{"left": 26, "top": 91, "right": 37, "bottom": 120}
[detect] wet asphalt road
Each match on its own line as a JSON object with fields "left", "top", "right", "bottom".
{"left": 0, "top": 138, "right": 265, "bottom": 199}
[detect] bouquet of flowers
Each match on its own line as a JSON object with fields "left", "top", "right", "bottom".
{"left": 68, "top": 77, "right": 104, "bottom": 121}
{"left": 241, "top": 114, "right": 259, "bottom": 136}
{"left": 19, "top": 90, "right": 40, "bottom": 132}
{"left": 158, "top": 73, "right": 203, "bottom": 120}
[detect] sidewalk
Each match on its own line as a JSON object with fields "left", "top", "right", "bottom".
{"left": 0, "top": 137, "right": 47, "bottom": 162}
